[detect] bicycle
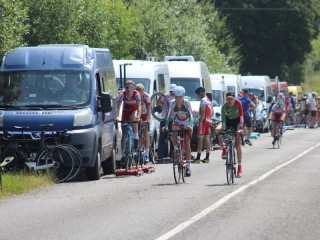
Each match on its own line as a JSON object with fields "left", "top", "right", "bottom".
{"left": 115, "top": 120, "right": 141, "bottom": 171}
{"left": 150, "top": 92, "right": 170, "bottom": 122}
{"left": 210, "top": 119, "right": 221, "bottom": 151}
{"left": 220, "top": 128, "right": 238, "bottom": 185}
{"left": 163, "top": 125, "right": 189, "bottom": 184}
{"left": 272, "top": 120, "right": 283, "bottom": 149}
{"left": 0, "top": 124, "right": 81, "bottom": 183}
{"left": 137, "top": 122, "right": 155, "bottom": 165}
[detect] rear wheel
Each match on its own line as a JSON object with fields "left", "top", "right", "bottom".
{"left": 37, "top": 146, "right": 74, "bottom": 183}
{"left": 150, "top": 92, "right": 169, "bottom": 121}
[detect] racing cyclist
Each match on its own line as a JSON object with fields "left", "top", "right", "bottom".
{"left": 162, "top": 86, "right": 194, "bottom": 177}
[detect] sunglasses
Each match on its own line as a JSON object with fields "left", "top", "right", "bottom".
{"left": 125, "top": 86, "right": 134, "bottom": 89}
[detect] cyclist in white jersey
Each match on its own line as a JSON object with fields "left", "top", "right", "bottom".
{"left": 162, "top": 86, "right": 194, "bottom": 177}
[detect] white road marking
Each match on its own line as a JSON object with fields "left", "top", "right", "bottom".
{"left": 155, "top": 142, "right": 320, "bottom": 240}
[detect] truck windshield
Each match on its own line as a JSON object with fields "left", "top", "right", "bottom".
{"left": 0, "top": 71, "right": 91, "bottom": 107}
{"left": 170, "top": 78, "right": 200, "bottom": 101}
{"left": 116, "top": 78, "right": 150, "bottom": 93}
{"left": 247, "top": 88, "right": 264, "bottom": 101}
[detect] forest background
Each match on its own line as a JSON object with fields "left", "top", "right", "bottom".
{"left": 1, "top": 0, "right": 320, "bottom": 93}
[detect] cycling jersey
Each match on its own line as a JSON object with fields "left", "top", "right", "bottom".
{"left": 161, "top": 93, "right": 175, "bottom": 118}
{"left": 140, "top": 92, "right": 151, "bottom": 121}
{"left": 199, "top": 96, "right": 213, "bottom": 123}
{"left": 221, "top": 99, "right": 244, "bottom": 130}
{"left": 165, "top": 99, "right": 194, "bottom": 128}
{"left": 117, "top": 89, "right": 141, "bottom": 121}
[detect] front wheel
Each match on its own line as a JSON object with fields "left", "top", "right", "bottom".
{"left": 173, "top": 149, "right": 182, "bottom": 184}
{"left": 150, "top": 92, "right": 169, "bottom": 121}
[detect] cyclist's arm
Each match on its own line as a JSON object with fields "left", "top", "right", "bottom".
{"left": 165, "top": 101, "right": 174, "bottom": 127}
{"left": 221, "top": 102, "right": 227, "bottom": 130}
{"left": 185, "top": 100, "right": 194, "bottom": 128}
{"left": 236, "top": 100, "right": 244, "bottom": 131}
{"left": 135, "top": 92, "right": 142, "bottom": 119}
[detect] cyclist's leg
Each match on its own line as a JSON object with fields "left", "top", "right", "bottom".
{"left": 194, "top": 122, "right": 204, "bottom": 162}
{"left": 130, "top": 110, "right": 139, "bottom": 148}
{"left": 216, "top": 122, "right": 227, "bottom": 158}
{"left": 184, "top": 129, "right": 192, "bottom": 176}
{"left": 202, "top": 121, "right": 211, "bottom": 162}
{"left": 157, "top": 120, "right": 166, "bottom": 159}
{"left": 143, "top": 126, "right": 150, "bottom": 163}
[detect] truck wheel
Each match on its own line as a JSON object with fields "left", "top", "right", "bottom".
{"left": 102, "top": 149, "right": 116, "bottom": 174}
{"left": 86, "top": 145, "right": 101, "bottom": 181}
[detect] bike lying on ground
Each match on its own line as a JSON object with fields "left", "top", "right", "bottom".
{"left": 0, "top": 124, "right": 82, "bottom": 183}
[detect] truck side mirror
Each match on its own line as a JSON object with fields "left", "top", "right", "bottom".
{"left": 98, "top": 93, "right": 113, "bottom": 113}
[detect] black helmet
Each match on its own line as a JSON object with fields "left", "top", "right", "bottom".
{"left": 195, "top": 87, "right": 205, "bottom": 94}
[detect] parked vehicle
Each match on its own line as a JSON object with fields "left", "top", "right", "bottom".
{"left": 288, "top": 85, "right": 304, "bottom": 99}
{"left": 166, "top": 60, "right": 212, "bottom": 151}
{"left": 0, "top": 45, "right": 117, "bottom": 180}
{"left": 222, "top": 74, "right": 242, "bottom": 96}
{"left": 113, "top": 60, "right": 170, "bottom": 163}
{"left": 209, "top": 73, "right": 227, "bottom": 120}
{"left": 254, "top": 100, "right": 269, "bottom": 133}
{"left": 241, "top": 75, "right": 273, "bottom": 108}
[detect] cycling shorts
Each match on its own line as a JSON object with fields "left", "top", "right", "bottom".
{"left": 197, "top": 120, "right": 211, "bottom": 136}
{"left": 172, "top": 123, "right": 192, "bottom": 138}
{"left": 272, "top": 112, "right": 282, "bottom": 122}
{"left": 121, "top": 110, "right": 137, "bottom": 122}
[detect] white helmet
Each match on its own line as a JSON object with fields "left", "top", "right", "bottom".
{"left": 169, "top": 84, "right": 177, "bottom": 92}
{"left": 174, "top": 86, "right": 185, "bottom": 96}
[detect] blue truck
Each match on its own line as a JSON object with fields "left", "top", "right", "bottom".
{"left": 0, "top": 44, "right": 118, "bottom": 180}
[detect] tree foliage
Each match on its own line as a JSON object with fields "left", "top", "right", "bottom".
{"left": 213, "top": 0, "right": 320, "bottom": 83}
{"left": 0, "top": 0, "right": 28, "bottom": 57}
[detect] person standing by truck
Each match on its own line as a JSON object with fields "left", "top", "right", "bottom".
{"left": 193, "top": 87, "right": 212, "bottom": 163}
{"left": 116, "top": 80, "right": 142, "bottom": 165}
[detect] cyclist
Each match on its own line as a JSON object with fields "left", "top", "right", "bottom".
{"left": 216, "top": 91, "right": 244, "bottom": 177}
{"left": 238, "top": 89, "right": 256, "bottom": 146}
{"left": 269, "top": 93, "right": 286, "bottom": 145}
{"left": 157, "top": 84, "right": 176, "bottom": 161}
{"left": 115, "top": 80, "right": 142, "bottom": 164}
{"left": 162, "top": 86, "right": 194, "bottom": 177}
{"left": 135, "top": 83, "right": 151, "bottom": 164}
{"left": 193, "top": 87, "right": 212, "bottom": 163}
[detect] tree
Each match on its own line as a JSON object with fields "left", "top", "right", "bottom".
{"left": 213, "top": 0, "right": 320, "bottom": 83}
{"left": 0, "top": 0, "right": 28, "bottom": 58}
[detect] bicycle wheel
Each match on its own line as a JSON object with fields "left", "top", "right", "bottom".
{"left": 277, "top": 134, "right": 282, "bottom": 148}
{"left": 226, "top": 145, "right": 234, "bottom": 185}
{"left": 37, "top": 146, "right": 74, "bottom": 183}
{"left": 173, "top": 148, "right": 182, "bottom": 184}
{"left": 150, "top": 92, "right": 169, "bottom": 121}
{"left": 59, "top": 144, "right": 82, "bottom": 181}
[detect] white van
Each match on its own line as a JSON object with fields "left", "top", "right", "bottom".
{"left": 241, "top": 75, "right": 273, "bottom": 108}
{"left": 221, "top": 74, "right": 241, "bottom": 96}
{"left": 209, "top": 74, "right": 227, "bottom": 120}
{"left": 113, "top": 60, "right": 170, "bottom": 163}
{"left": 166, "top": 61, "right": 212, "bottom": 151}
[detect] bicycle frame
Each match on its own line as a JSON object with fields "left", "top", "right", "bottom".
{"left": 222, "top": 128, "right": 237, "bottom": 185}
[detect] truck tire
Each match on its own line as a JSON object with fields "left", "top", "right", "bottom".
{"left": 86, "top": 144, "right": 101, "bottom": 181}
{"left": 102, "top": 148, "right": 116, "bottom": 174}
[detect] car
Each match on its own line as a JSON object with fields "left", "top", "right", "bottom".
{"left": 254, "top": 100, "right": 269, "bottom": 133}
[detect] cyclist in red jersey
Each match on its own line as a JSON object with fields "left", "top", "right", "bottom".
{"left": 135, "top": 83, "right": 151, "bottom": 164}
{"left": 116, "top": 80, "right": 142, "bottom": 163}
{"left": 193, "top": 87, "right": 213, "bottom": 163}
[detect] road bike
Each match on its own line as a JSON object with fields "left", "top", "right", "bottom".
{"left": 137, "top": 122, "right": 156, "bottom": 165}
{"left": 0, "top": 124, "right": 82, "bottom": 183}
{"left": 221, "top": 128, "right": 238, "bottom": 185}
{"left": 164, "top": 125, "right": 189, "bottom": 184}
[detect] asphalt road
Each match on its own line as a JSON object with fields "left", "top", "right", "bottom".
{"left": 0, "top": 127, "right": 319, "bottom": 240}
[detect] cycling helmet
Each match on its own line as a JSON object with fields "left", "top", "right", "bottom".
{"left": 195, "top": 87, "right": 205, "bottom": 94}
{"left": 174, "top": 86, "right": 185, "bottom": 96}
{"left": 169, "top": 84, "right": 177, "bottom": 92}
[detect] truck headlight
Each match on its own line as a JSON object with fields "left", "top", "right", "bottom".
{"left": 74, "top": 108, "right": 93, "bottom": 126}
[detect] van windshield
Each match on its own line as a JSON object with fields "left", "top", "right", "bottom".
{"left": 212, "top": 90, "right": 223, "bottom": 105}
{"left": 0, "top": 71, "right": 91, "bottom": 107}
{"left": 247, "top": 88, "right": 265, "bottom": 101}
{"left": 116, "top": 78, "right": 150, "bottom": 93}
{"left": 170, "top": 78, "right": 200, "bottom": 101}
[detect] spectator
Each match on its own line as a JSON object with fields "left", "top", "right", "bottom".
{"left": 308, "top": 92, "right": 317, "bottom": 128}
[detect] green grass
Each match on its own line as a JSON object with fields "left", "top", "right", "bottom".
{"left": 0, "top": 171, "right": 53, "bottom": 199}
{"left": 303, "top": 72, "right": 320, "bottom": 94}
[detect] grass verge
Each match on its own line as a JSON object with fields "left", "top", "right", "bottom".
{"left": 0, "top": 171, "right": 53, "bottom": 199}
